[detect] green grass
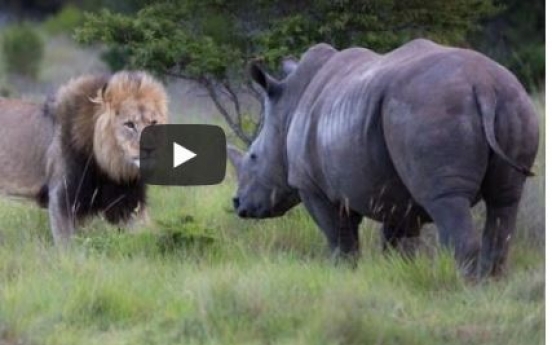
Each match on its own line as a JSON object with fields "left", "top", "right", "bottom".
{"left": 0, "top": 167, "right": 544, "bottom": 345}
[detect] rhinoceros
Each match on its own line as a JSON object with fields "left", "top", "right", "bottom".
{"left": 228, "top": 39, "right": 539, "bottom": 277}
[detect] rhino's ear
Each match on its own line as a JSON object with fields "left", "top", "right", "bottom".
{"left": 282, "top": 56, "right": 298, "bottom": 76}
{"left": 227, "top": 145, "right": 244, "bottom": 171}
{"left": 249, "top": 62, "right": 278, "bottom": 93}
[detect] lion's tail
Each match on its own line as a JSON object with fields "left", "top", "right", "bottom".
{"left": 473, "top": 85, "right": 534, "bottom": 176}
{"left": 42, "top": 94, "right": 57, "bottom": 122}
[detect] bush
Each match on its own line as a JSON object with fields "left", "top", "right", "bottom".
{"left": 509, "top": 44, "right": 545, "bottom": 89}
{"left": 100, "top": 46, "right": 131, "bottom": 72}
{"left": 2, "top": 24, "right": 44, "bottom": 79}
{"left": 43, "top": 5, "right": 84, "bottom": 35}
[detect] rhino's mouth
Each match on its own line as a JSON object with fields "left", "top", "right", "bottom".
{"left": 234, "top": 192, "right": 300, "bottom": 219}
{"left": 233, "top": 196, "right": 283, "bottom": 218}
{"left": 236, "top": 204, "right": 280, "bottom": 218}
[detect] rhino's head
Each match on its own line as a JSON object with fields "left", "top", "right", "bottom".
{"left": 228, "top": 59, "right": 302, "bottom": 218}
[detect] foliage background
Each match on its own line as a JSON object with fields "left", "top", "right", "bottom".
{"left": 2, "top": 0, "right": 540, "bottom": 144}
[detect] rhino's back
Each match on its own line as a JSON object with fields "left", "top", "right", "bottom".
{"left": 290, "top": 39, "right": 451, "bottom": 139}
{"left": 287, "top": 39, "right": 536, "bottom": 221}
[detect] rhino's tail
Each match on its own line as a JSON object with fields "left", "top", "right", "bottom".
{"left": 473, "top": 85, "right": 534, "bottom": 176}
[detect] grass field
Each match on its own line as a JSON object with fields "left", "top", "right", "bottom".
{"left": 0, "top": 37, "right": 545, "bottom": 345}
{"left": 0, "top": 175, "right": 545, "bottom": 345}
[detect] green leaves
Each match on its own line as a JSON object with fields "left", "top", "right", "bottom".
{"left": 75, "top": 1, "right": 246, "bottom": 81}
{"left": 76, "top": 0, "right": 499, "bottom": 79}
{"left": 75, "top": 0, "right": 500, "bottom": 144}
{"left": 75, "top": 0, "right": 497, "bottom": 79}
{"left": 2, "top": 23, "right": 44, "bottom": 79}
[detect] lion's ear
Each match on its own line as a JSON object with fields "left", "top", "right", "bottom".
{"left": 89, "top": 83, "right": 108, "bottom": 104}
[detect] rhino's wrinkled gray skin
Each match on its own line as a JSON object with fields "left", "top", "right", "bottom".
{"left": 229, "top": 39, "right": 539, "bottom": 278}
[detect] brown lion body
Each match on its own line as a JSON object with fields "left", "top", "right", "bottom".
{"left": 0, "top": 71, "right": 168, "bottom": 245}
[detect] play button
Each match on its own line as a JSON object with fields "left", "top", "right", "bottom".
{"left": 173, "top": 143, "right": 196, "bottom": 168}
{"left": 140, "top": 124, "right": 227, "bottom": 186}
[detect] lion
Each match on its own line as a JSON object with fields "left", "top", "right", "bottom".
{"left": 0, "top": 71, "right": 168, "bottom": 245}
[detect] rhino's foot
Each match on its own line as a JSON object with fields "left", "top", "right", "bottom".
{"left": 330, "top": 249, "right": 360, "bottom": 269}
{"left": 300, "top": 190, "right": 363, "bottom": 269}
{"left": 478, "top": 200, "right": 520, "bottom": 279}
{"left": 423, "top": 195, "right": 481, "bottom": 278}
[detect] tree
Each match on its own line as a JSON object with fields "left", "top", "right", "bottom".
{"left": 75, "top": 0, "right": 499, "bottom": 145}
{"left": 470, "top": 0, "right": 544, "bottom": 89}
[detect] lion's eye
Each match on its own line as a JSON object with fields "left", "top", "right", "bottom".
{"left": 124, "top": 121, "right": 136, "bottom": 130}
{"left": 150, "top": 120, "right": 157, "bottom": 125}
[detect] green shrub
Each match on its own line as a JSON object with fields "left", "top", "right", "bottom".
{"left": 509, "top": 44, "right": 545, "bottom": 89}
{"left": 77, "top": 215, "right": 218, "bottom": 258}
{"left": 43, "top": 5, "right": 84, "bottom": 35}
{"left": 100, "top": 46, "right": 131, "bottom": 72}
{"left": 2, "top": 24, "right": 44, "bottom": 79}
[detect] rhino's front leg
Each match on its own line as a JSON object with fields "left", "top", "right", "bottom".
{"left": 381, "top": 220, "right": 421, "bottom": 258}
{"left": 300, "top": 191, "right": 362, "bottom": 263}
{"left": 48, "top": 182, "right": 76, "bottom": 247}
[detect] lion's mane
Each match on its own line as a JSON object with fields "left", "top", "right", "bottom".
{"left": 43, "top": 71, "right": 167, "bottom": 224}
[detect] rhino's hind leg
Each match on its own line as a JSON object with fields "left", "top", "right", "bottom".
{"left": 300, "top": 191, "right": 362, "bottom": 264}
{"left": 479, "top": 201, "right": 520, "bottom": 278}
{"left": 424, "top": 196, "right": 480, "bottom": 277}
{"left": 479, "top": 164, "right": 526, "bottom": 278}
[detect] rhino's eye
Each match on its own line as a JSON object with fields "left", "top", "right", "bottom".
{"left": 250, "top": 153, "right": 257, "bottom": 161}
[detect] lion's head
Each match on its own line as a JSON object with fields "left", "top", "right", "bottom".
{"left": 56, "top": 71, "right": 169, "bottom": 182}
{"left": 92, "top": 71, "right": 168, "bottom": 181}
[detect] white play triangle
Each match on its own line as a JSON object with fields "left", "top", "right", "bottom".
{"left": 173, "top": 142, "right": 197, "bottom": 168}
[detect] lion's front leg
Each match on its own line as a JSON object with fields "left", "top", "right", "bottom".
{"left": 126, "top": 203, "right": 151, "bottom": 232}
{"left": 48, "top": 182, "right": 75, "bottom": 246}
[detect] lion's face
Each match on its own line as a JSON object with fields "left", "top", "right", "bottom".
{"left": 112, "top": 99, "right": 161, "bottom": 168}
{"left": 91, "top": 73, "right": 168, "bottom": 182}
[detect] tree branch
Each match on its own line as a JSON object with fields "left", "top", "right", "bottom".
{"left": 221, "top": 79, "right": 243, "bottom": 130}
{"left": 201, "top": 77, "right": 253, "bottom": 145}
